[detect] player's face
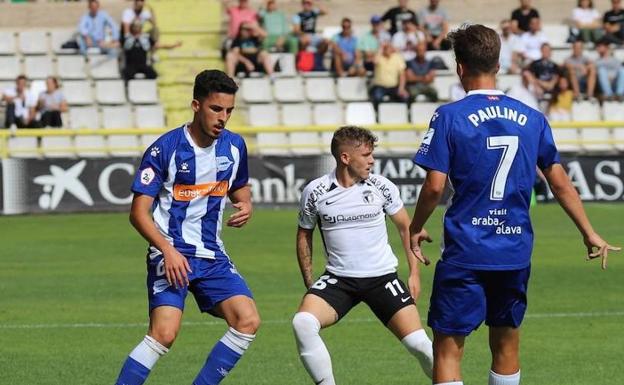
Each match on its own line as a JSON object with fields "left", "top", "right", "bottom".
{"left": 345, "top": 143, "right": 375, "bottom": 181}
{"left": 192, "top": 92, "right": 235, "bottom": 141}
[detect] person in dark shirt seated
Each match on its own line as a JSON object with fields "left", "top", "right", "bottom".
{"left": 511, "top": 0, "right": 540, "bottom": 34}
{"left": 382, "top": 0, "right": 418, "bottom": 36}
{"left": 225, "top": 22, "right": 274, "bottom": 78}
{"left": 603, "top": 0, "right": 624, "bottom": 45}
{"left": 526, "top": 43, "right": 561, "bottom": 100}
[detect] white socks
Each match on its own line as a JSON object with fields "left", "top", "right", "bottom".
{"left": 292, "top": 312, "right": 336, "bottom": 385}
{"left": 220, "top": 327, "right": 256, "bottom": 355}
{"left": 401, "top": 329, "right": 434, "bottom": 379}
{"left": 489, "top": 370, "right": 521, "bottom": 385}
{"left": 129, "top": 335, "right": 169, "bottom": 370}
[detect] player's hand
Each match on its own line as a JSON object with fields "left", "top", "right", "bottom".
{"left": 584, "top": 232, "right": 621, "bottom": 270}
{"left": 408, "top": 271, "right": 421, "bottom": 301}
{"left": 410, "top": 229, "right": 432, "bottom": 266}
{"left": 162, "top": 247, "right": 192, "bottom": 288}
{"left": 227, "top": 201, "right": 252, "bottom": 227}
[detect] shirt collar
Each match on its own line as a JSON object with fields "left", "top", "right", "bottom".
{"left": 466, "top": 89, "right": 505, "bottom": 96}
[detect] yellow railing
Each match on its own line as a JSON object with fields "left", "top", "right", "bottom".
{"left": 1, "top": 121, "right": 623, "bottom": 158}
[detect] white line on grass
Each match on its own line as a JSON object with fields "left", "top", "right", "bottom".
{"left": 1, "top": 311, "right": 624, "bottom": 330}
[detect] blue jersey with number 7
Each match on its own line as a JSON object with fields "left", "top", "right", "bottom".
{"left": 413, "top": 90, "right": 560, "bottom": 270}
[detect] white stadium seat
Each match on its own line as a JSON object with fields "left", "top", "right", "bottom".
{"left": 41, "top": 136, "right": 74, "bottom": 158}
{"left": 0, "top": 31, "right": 16, "bottom": 54}
{"left": 247, "top": 103, "right": 279, "bottom": 126}
{"left": 75, "top": 135, "right": 107, "bottom": 158}
{"left": 313, "top": 103, "right": 344, "bottom": 149}
{"left": 378, "top": 103, "right": 413, "bottom": 153}
{"left": 281, "top": 103, "right": 311, "bottom": 126}
{"left": 378, "top": 103, "right": 408, "bottom": 124}
{"left": 497, "top": 74, "right": 521, "bottom": 93}
{"left": 63, "top": 80, "right": 94, "bottom": 105}
{"left": 51, "top": 28, "right": 77, "bottom": 54}
{"left": 57, "top": 55, "right": 87, "bottom": 79}
{"left": 69, "top": 106, "right": 100, "bottom": 129}
{"left": 273, "top": 77, "right": 305, "bottom": 103}
{"left": 95, "top": 80, "right": 126, "bottom": 104}
{"left": 141, "top": 134, "right": 161, "bottom": 150}
{"left": 337, "top": 77, "right": 369, "bottom": 101}
{"left": 101, "top": 105, "right": 133, "bottom": 128}
{"left": 18, "top": 30, "right": 48, "bottom": 55}
{"left": 8, "top": 137, "right": 39, "bottom": 158}
{"left": 273, "top": 53, "right": 297, "bottom": 77}
{"left": 283, "top": 104, "right": 320, "bottom": 154}
{"left": 88, "top": 55, "right": 120, "bottom": 79}
{"left": 24, "top": 56, "right": 54, "bottom": 79}
{"left": 128, "top": 79, "right": 159, "bottom": 104}
{"left": 241, "top": 77, "right": 273, "bottom": 103}
{"left": 602, "top": 101, "right": 624, "bottom": 151}
{"left": 410, "top": 102, "right": 440, "bottom": 125}
{"left": 345, "top": 102, "right": 376, "bottom": 125}
{"left": 305, "top": 77, "right": 336, "bottom": 102}
{"left": 433, "top": 75, "right": 456, "bottom": 101}
{"left": 135, "top": 105, "right": 165, "bottom": 128}
{"left": 542, "top": 24, "right": 570, "bottom": 48}
{"left": 0, "top": 56, "right": 20, "bottom": 80}
{"left": 108, "top": 134, "right": 140, "bottom": 157}
{"left": 572, "top": 101, "right": 601, "bottom": 121}
{"left": 551, "top": 127, "right": 581, "bottom": 153}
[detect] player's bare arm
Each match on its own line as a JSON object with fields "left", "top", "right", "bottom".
{"left": 409, "top": 170, "right": 447, "bottom": 265}
{"left": 542, "top": 164, "right": 621, "bottom": 269}
{"left": 296, "top": 226, "right": 314, "bottom": 288}
{"left": 390, "top": 208, "right": 423, "bottom": 300}
{"left": 129, "top": 193, "right": 192, "bottom": 288}
{"left": 227, "top": 185, "right": 253, "bottom": 228}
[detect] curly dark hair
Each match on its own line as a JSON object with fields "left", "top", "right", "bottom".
{"left": 193, "top": 69, "right": 239, "bottom": 101}
{"left": 448, "top": 24, "right": 500, "bottom": 76}
{"left": 330, "top": 125, "right": 378, "bottom": 159}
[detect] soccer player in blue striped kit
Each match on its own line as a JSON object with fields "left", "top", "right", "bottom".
{"left": 409, "top": 25, "right": 620, "bottom": 385}
{"left": 114, "top": 70, "right": 260, "bottom": 385}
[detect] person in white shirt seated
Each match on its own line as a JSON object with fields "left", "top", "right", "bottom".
{"left": 569, "top": 0, "right": 603, "bottom": 43}
{"left": 519, "top": 16, "right": 548, "bottom": 63}
{"left": 2, "top": 75, "right": 38, "bottom": 129}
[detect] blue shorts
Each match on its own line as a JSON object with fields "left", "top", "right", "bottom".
{"left": 146, "top": 254, "right": 253, "bottom": 313}
{"left": 428, "top": 260, "right": 531, "bottom": 336}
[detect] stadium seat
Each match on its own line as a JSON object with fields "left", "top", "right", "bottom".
{"left": 249, "top": 104, "right": 288, "bottom": 154}
{"left": 274, "top": 77, "right": 305, "bottom": 103}
{"left": 497, "top": 74, "right": 521, "bottom": 93}
{"left": 433, "top": 75, "right": 456, "bottom": 101}
{"left": 572, "top": 101, "right": 610, "bottom": 151}
{"left": 345, "top": 102, "right": 376, "bottom": 125}
{"left": 141, "top": 134, "right": 161, "bottom": 150}
{"left": 63, "top": 80, "right": 94, "bottom": 105}
{"left": 378, "top": 103, "right": 412, "bottom": 153}
{"left": 542, "top": 24, "right": 570, "bottom": 48}
{"left": 40, "top": 136, "right": 74, "bottom": 158}
{"left": 614, "top": 49, "right": 624, "bottom": 63}
{"left": 378, "top": 103, "right": 408, "bottom": 124}
{"left": 550, "top": 48, "right": 572, "bottom": 65}
{"left": 24, "top": 56, "right": 54, "bottom": 79}
{"left": 410, "top": 102, "right": 440, "bottom": 124}
{"left": 95, "top": 80, "right": 126, "bottom": 104}
{"left": 135, "top": 105, "right": 165, "bottom": 128}
{"left": 128, "top": 79, "right": 159, "bottom": 104}
{"left": 551, "top": 127, "right": 581, "bottom": 152}
{"left": 69, "top": 106, "right": 100, "bottom": 129}
{"left": 281, "top": 103, "right": 311, "bottom": 126}
{"left": 102, "top": 105, "right": 133, "bottom": 128}
{"left": 88, "top": 55, "right": 120, "bottom": 79}
{"left": 305, "top": 77, "right": 336, "bottom": 102}
{"left": 241, "top": 77, "right": 273, "bottom": 103}
{"left": 313, "top": 103, "right": 343, "bottom": 150}
{"left": 8, "top": 137, "right": 39, "bottom": 158}
{"left": 337, "top": 77, "right": 369, "bottom": 101}
{"left": 108, "top": 134, "right": 140, "bottom": 157}
{"left": 247, "top": 103, "right": 279, "bottom": 126}
{"left": 75, "top": 135, "right": 107, "bottom": 158}
{"left": 426, "top": 50, "right": 455, "bottom": 73}
{"left": 57, "top": 55, "right": 87, "bottom": 79}
{"left": 283, "top": 104, "right": 320, "bottom": 154}
{"left": 572, "top": 101, "right": 601, "bottom": 121}
{"left": 273, "top": 53, "right": 297, "bottom": 77}
{"left": 51, "top": 28, "right": 77, "bottom": 54}
{"left": 0, "top": 56, "right": 20, "bottom": 80}
{"left": 18, "top": 31, "right": 48, "bottom": 55}
{"left": 0, "top": 31, "right": 16, "bottom": 55}
{"left": 602, "top": 101, "right": 624, "bottom": 151}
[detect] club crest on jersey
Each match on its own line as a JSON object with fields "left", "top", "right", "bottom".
{"left": 140, "top": 167, "right": 155, "bottom": 185}
{"left": 179, "top": 162, "right": 190, "bottom": 173}
{"left": 150, "top": 146, "right": 160, "bottom": 157}
{"left": 216, "top": 156, "right": 233, "bottom": 172}
{"left": 362, "top": 190, "right": 374, "bottom": 204}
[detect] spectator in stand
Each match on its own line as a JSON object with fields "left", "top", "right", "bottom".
{"left": 570, "top": 0, "right": 603, "bottom": 43}
{"left": 405, "top": 41, "right": 438, "bottom": 102}
{"left": 292, "top": 0, "right": 327, "bottom": 50}
{"left": 259, "top": 0, "right": 293, "bottom": 53}
{"left": 296, "top": 38, "right": 328, "bottom": 72}
{"left": 369, "top": 42, "right": 409, "bottom": 107}
{"left": 37, "top": 76, "right": 68, "bottom": 128}
{"left": 595, "top": 39, "right": 624, "bottom": 100}
{"left": 121, "top": 0, "right": 158, "bottom": 43}
{"left": 392, "top": 17, "right": 426, "bottom": 62}
{"left": 222, "top": 0, "right": 258, "bottom": 57}
{"left": 332, "top": 18, "right": 365, "bottom": 77}
{"left": 77, "top": 0, "right": 120, "bottom": 57}
{"left": 564, "top": 40, "right": 596, "bottom": 99}
{"left": 526, "top": 43, "right": 561, "bottom": 100}
{"left": 511, "top": 0, "right": 540, "bottom": 34}
{"left": 507, "top": 69, "right": 540, "bottom": 110}
{"left": 603, "top": 0, "right": 624, "bottom": 45}
{"left": 548, "top": 75, "right": 574, "bottom": 121}
{"left": 499, "top": 19, "right": 522, "bottom": 74}
{"left": 225, "top": 22, "right": 274, "bottom": 78}
{"left": 122, "top": 20, "right": 182, "bottom": 82}
{"left": 357, "top": 15, "right": 391, "bottom": 72}
{"left": 419, "top": 0, "right": 450, "bottom": 50}
{"left": 382, "top": 0, "right": 418, "bottom": 36}
{"left": 1, "top": 75, "right": 38, "bottom": 129}
{"left": 519, "top": 16, "right": 548, "bottom": 63}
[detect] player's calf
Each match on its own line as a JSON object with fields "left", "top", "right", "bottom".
{"left": 114, "top": 335, "right": 169, "bottom": 385}
{"left": 292, "top": 312, "right": 336, "bottom": 385}
{"left": 401, "top": 329, "right": 434, "bottom": 379}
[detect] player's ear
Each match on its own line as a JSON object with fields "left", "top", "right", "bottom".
{"left": 340, "top": 151, "right": 350, "bottom": 166}
{"left": 191, "top": 99, "right": 200, "bottom": 113}
{"left": 456, "top": 62, "right": 464, "bottom": 79}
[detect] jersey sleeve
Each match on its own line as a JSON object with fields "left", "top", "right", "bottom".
{"left": 383, "top": 179, "right": 403, "bottom": 216}
{"left": 413, "top": 107, "right": 451, "bottom": 174}
{"left": 537, "top": 116, "right": 561, "bottom": 170}
{"left": 131, "top": 140, "right": 168, "bottom": 197}
{"left": 298, "top": 183, "right": 318, "bottom": 230}
{"left": 231, "top": 137, "right": 249, "bottom": 192}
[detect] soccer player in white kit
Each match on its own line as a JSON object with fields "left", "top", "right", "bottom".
{"left": 293, "top": 126, "right": 434, "bottom": 384}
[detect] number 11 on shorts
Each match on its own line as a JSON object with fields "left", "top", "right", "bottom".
{"left": 385, "top": 279, "right": 405, "bottom": 296}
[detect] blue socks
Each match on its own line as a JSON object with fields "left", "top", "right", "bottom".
{"left": 114, "top": 335, "right": 169, "bottom": 385}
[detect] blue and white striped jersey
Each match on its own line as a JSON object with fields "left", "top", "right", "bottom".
{"left": 132, "top": 124, "right": 249, "bottom": 260}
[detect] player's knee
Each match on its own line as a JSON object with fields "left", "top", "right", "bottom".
{"left": 149, "top": 327, "right": 179, "bottom": 348}
{"left": 292, "top": 312, "right": 321, "bottom": 338}
{"left": 231, "top": 312, "right": 261, "bottom": 335}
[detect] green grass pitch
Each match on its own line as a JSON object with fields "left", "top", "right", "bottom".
{"left": 1, "top": 204, "right": 622, "bottom": 384}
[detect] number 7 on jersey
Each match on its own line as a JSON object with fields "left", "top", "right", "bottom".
{"left": 487, "top": 136, "right": 519, "bottom": 201}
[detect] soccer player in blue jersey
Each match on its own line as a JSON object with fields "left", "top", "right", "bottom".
{"left": 408, "top": 25, "right": 620, "bottom": 385}
{"left": 114, "top": 69, "right": 259, "bottom": 385}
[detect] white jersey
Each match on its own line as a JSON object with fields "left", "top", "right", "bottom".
{"left": 298, "top": 171, "right": 404, "bottom": 278}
